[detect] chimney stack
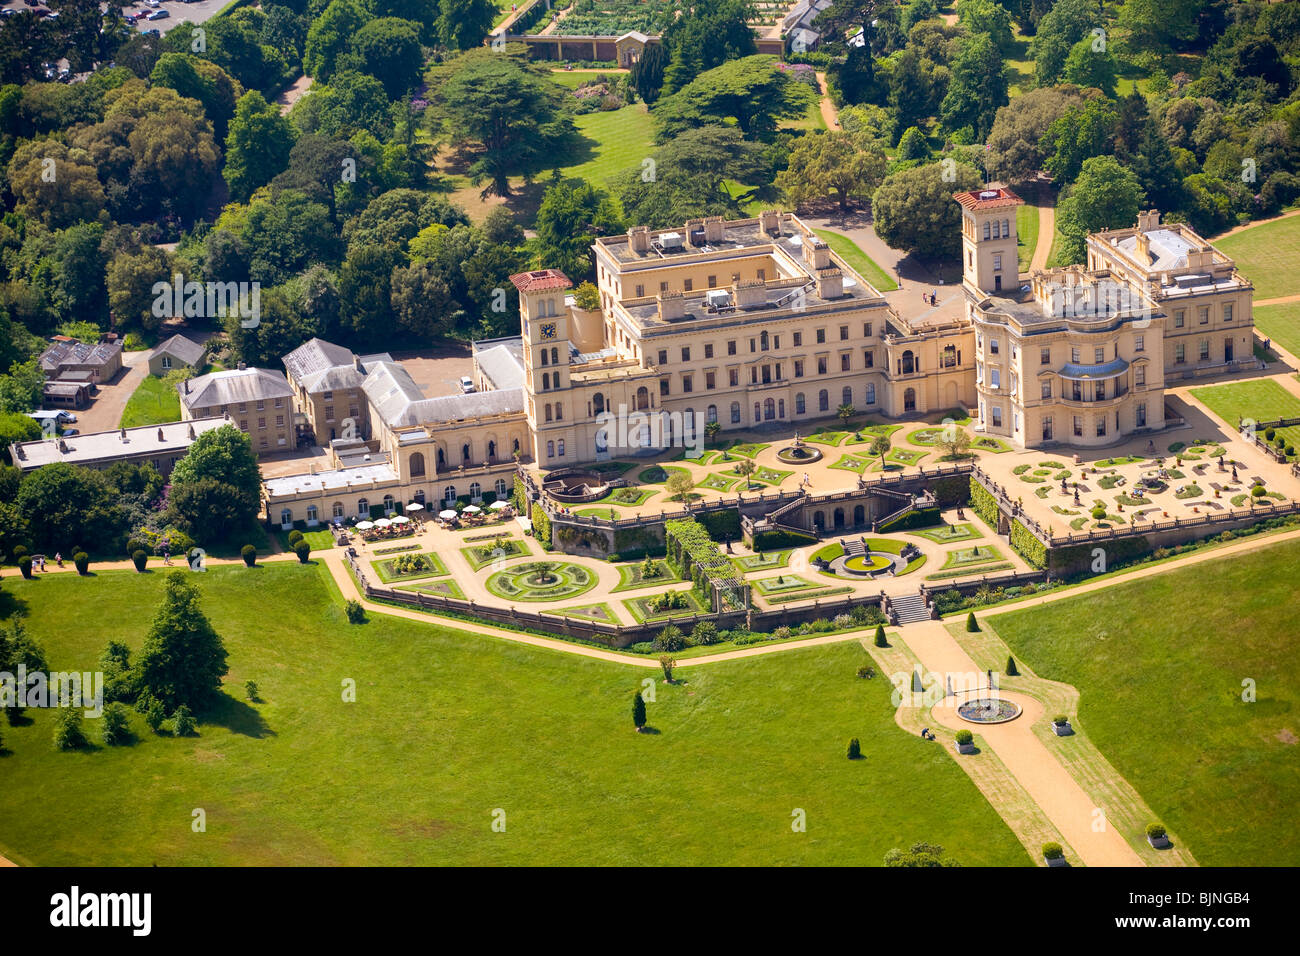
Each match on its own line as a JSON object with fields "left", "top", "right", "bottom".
{"left": 157, "top": 428, "right": 164, "bottom": 442}
{"left": 237, "top": 361, "right": 247, "bottom": 371}
{"left": 759, "top": 209, "right": 782, "bottom": 237}
{"left": 816, "top": 267, "right": 844, "bottom": 299}
{"left": 187, "top": 423, "right": 195, "bottom": 439}
{"left": 804, "top": 236, "right": 831, "bottom": 270}
{"left": 657, "top": 290, "right": 685, "bottom": 321}
{"left": 627, "top": 226, "right": 651, "bottom": 254}
{"left": 120, "top": 427, "right": 127, "bottom": 442}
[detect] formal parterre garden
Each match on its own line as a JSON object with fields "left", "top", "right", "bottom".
{"left": 486, "top": 561, "right": 597, "bottom": 601}
{"left": 370, "top": 551, "right": 450, "bottom": 584}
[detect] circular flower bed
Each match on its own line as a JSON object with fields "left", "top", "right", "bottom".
{"left": 486, "top": 562, "right": 597, "bottom": 602}
{"left": 957, "top": 697, "right": 1022, "bottom": 724}
{"left": 776, "top": 444, "right": 823, "bottom": 465}
{"left": 844, "top": 554, "right": 891, "bottom": 573}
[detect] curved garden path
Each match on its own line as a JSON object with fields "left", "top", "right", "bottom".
{"left": 815, "top": 72, "right": 839, "bottom": 130}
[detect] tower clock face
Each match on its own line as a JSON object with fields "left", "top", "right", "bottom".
{"left": 540, "top": 323, "right": 557, "bottom": 340}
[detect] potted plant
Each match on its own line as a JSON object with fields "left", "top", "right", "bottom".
{"left": 1146, "top": 822, "right": 1170, "bottom": 849}
{"left": 1051, "top": 714, "right": 1073, "bottom": 736}
{"left": 1042, "top": 842, "right": 1067, "bottom": 867}
{"left": 954, "top": 728, "right": 976, "bottom": 754}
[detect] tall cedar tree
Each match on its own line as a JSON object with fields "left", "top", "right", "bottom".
{"left": 135, "top": 570, "right": 229, "bottom": 712}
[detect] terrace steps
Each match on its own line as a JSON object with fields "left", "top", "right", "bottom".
{"left": 891, "top": 592, "right": 932, "bottom": 625}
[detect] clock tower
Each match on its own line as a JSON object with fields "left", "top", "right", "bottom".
{"left": 510, "top": 269, "right": 574, "bottom": 461}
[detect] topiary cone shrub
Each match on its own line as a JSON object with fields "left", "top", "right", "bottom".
{"left": 874, "top": 624, "right": 887, "bottom": 647}
{"left": 966, "top": 611, "right": 979, "bottom": 632}
{"left": 19, "top": 556, "right": 33, "bottom": 579}
{"left": 1006, "top": 655, "right": 1018, "bottom": 676}
{"left": 293, "top": 540, "right": 311, "bottom": 564}
{"left": 241, "top": 544, "right": 257, "bottom": 567}
{"left": 846, "top": 737, "right": 861, "bottom": 759}
{"left": 73, "top": 552, "right": 89, "bottom": 575}
{"left": 131, "top": 550, "right": 148, "bottom": 572}
{"left": 954, "top": 729, "right": 974, "bottom": 746}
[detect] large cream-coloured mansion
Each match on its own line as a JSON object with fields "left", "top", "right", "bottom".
{"left": 261, "top": 192, "right": 1257, "bottom": 527}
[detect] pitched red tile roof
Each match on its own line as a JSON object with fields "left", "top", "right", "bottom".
{"left": 509, "top": 269, "right": 573, "bottom": 293}
{"left": 953, "top": 187, "right": 1024, "bottom": 211}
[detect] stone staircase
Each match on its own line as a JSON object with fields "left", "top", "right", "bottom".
{"left": 890, "top": 592, "right": 932, "bottom": 624}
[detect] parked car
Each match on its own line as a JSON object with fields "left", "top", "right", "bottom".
{"left": 459, "top": 376, "right": 475, "bottom": 394}
{"left": 144, "top": 0, "right": 159, "bottom": 6}
{"left": 61, "top": 428, "right": 79, "bottom": 436}
{"left": 146, "top": 8, "right": 168, "bottom": 19}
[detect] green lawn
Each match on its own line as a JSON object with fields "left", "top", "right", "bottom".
{"left": 1253, "top": 302, "right": 1300, "bottom": 360}
{"left": 0, "top": 564, "right": 1027, "bottom": 865}
{"left": 989, "top": 536, "right": 1300, "bottom": 866}
{"left": 1190, "top": 379, "right": 1300, "bottom": 456}
{"left": 1215, "top": 216, "right": 1300, "bottom": 301}
{"left": 118, "top": 374, "right": 180, "bottom": 429}
{"left": 1015, "top": 202, "right": 1039, "bottom": 274}
{"left": 813, "top": 228, "right": 899, "bottom": 292}
{"left": 557, "top": 104, "right": 655, "bottom": 189}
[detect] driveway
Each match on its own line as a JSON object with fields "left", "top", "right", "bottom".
{"left": 74, "top": 350, "right": 149, "bottom": 434}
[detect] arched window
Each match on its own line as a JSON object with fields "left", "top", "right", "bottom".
{"left": 1003, "top": 218, "right": 1010, "bottom": 236}
{"left": 992, "top": 220, "right": 1000, "bottom": 239}
{"left": 754, "top": 402, "right": 761, "bottom": 422}
{"left": 555, "top": 404, "right": 563, "bottom": 421}
{"left": 818, "top": 389, "right": 829, "bottom": 412}
{"left": 795, "top": 393, "right": 806, "bottom": 414}
{"left": 763, "top": 398, "right": 775, "bottom": 420}
{"left": 545, "top": 404, "right": 553, "bottom": 423}
{"left": 443, "top": 486, "right": 456, "bottom": 505}
{"left": 332, "top": 502, "right": 344, "bottom": 518}
{"left": 942, "top": 344, "right": 957, "bottom": 368}
{"left": 469, "top": 482, "right": 482, "bottom": 500}
{"left": 414, "top": 489, "right": 425, "bottom": 504}
{"left": 593, "top": 393, "right": 605, "bottom": 415}
{"left": 383, "top": 494, "right": 395, "bottom": 514}
{"left": 901, "top": 350, "right": 915, "bottom": 375}
{"left": 409, "top": 452, "right": 425, "bottom": 477}
{"left": 495, "top": 478, "right": 508, "bottom": 497}
{"left": 842, "top": 386, "right": 852, "bottom": 407}
{"left": 540, "top": 349, "right": 548, "bottom": 366}
{"left": 730, "top": 402, "right": 741, "bottom": 423}
{"left": 778, "top": 398, "right": 785, "bottom": 418}
{"left": 760, "top": 331, "right": 769, "bottom": 351}
{"left": 983, "top": 221, "right": 990, "bottom": 240}
{"left": 557, "top": 439, "right": 565, "bottom": 456}
{"left": 706, "top": 404, "right": 718, "bottom": 424}
{"left": 636, "top": 386, "right": 649, "bottom": 410}
{"left": 280, "top": 508, "right": 292, "bottom": 527}
{"left": 542, "top": 372, "right": 550, "bottom": 390}
{"left": 437, "top": 448, "right": 446, "bottom": 468}
{"left": 357, "top": 498, "right": 368, "bottom": 516}
{"left": 865, "top": 383, "right": 876, "bottom": 405}
{"left": 513, "top": 438, "right": 520, "bottom": 454}
{"left": 547, "top": 440, "right": 555, "bottom": 457}
{"left": 306, "top": 505, "right": 318, "bottom": 523}
{"left": 904, "top": 387, "right": 917, "bottom": 412}
{"left": 551, "top": 347, "right": 558, "bottom": 365}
